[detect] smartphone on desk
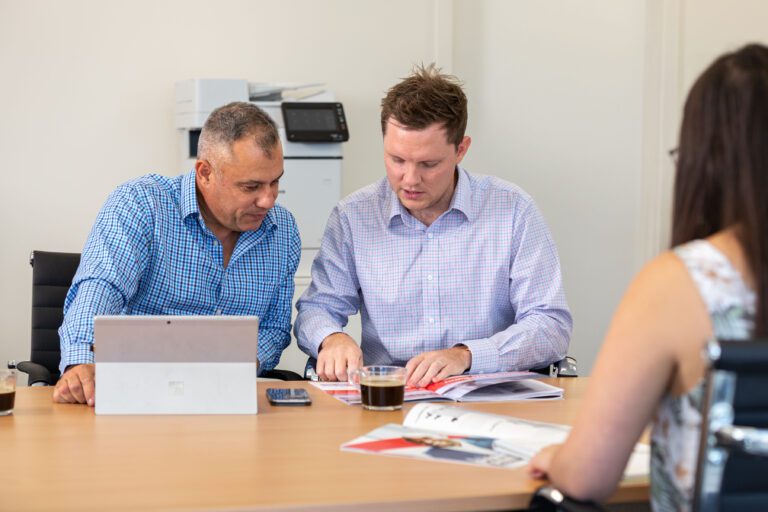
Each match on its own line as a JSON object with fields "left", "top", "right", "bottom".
{"left": 266, "top": 388, "right": 312, "bottom": 406}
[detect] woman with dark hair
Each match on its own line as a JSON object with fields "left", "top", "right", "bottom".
{"left": 529, "top": 43, "right": 768, "bottom": 510}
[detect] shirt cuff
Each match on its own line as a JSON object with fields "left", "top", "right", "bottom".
{"left": 305, "top": 325, "right": 345, "bottom": 359}
{"left": 60, "top": 344, "right": 95, "bottom": 372}
{"left": 459, "top": 338, "right": 500, "bottom": 374}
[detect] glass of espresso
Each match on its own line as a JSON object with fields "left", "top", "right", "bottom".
{"left": 0, "top": 369, "right": 16, "bottom": 416}
{"left": 352, "top": 366, "right": 406, "bottom": 411}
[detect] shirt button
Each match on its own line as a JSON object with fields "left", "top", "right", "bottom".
{"left": 427, "top": 274, "right": 433, "bottom": 281}
{"left": 215, "top": 309, "right": 222, "bottom": 315}
{"left": 427, "top": 233, "right": 434, "bottom": 239}
{"left": 428, "top": 317, "right": 435, "bottom": 324}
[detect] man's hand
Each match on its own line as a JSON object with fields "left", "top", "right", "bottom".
{"left": 405, "top": 345, "right": 472, "bottom": 388}
{"left": 316, "top": 333, "right": 362, "bottom": 382}
{"left": 53, "top": 363, "right": 95, "bottom": 406}
{"left": 528, "top": 443, "right": 561, "bottom": 479}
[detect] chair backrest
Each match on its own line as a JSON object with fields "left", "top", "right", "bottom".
{"left": 29, "top": 250, "right": 81, "bottom": 383}
{"left": 27, "top": 250, "right": 305, "bottom": 382}
{"left": 693, "top": 339, "right": 768, "bottom": 512}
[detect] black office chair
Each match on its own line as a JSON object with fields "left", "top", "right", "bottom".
{"left": 261, "top": 368, "right": 304, "bottom": 381}
{"left": 14, "top": 250, "right": 304, "bottom": 384}
{"left": 527, "top": 339, "right": 768, "bottom": 512}
{"left": 16, "top": 251, "right": 81, "bottom": 385}
{"left": 693, "top": 339, "right": 768, "bottom": 511}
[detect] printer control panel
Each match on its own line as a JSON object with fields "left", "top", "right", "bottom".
{"left": 281, "top": 102, "right": 349, "bottom": 143}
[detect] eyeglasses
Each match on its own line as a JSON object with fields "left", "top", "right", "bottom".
{"left": 668, "top": 147, "right": 679, "bottom": 165}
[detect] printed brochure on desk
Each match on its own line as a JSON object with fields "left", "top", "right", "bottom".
{"left": 341, "top": 403, "right": 651, "bottom": 478}
{"left": 342, "top": 423, "right": 528, "bottom": 469}
{"left": 310, "top": 371, "right": 564, "bottom": 405}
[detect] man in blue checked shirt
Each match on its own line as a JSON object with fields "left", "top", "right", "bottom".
{"left": 295, "top": 65, "right": 572, "bottom": 387}
{"left": 53, "top": 102, "right": 300, "bottom": 406}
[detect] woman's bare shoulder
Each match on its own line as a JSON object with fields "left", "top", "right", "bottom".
{"left": 608, "top": 249, "right": 712, "bottom": 352}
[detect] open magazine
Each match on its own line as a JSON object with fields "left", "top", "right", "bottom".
{"left": 342, "top": 403, "right": 650, "bottom": 478}
{"left": 310, "top": 371, "right": 563, "bottom": 405}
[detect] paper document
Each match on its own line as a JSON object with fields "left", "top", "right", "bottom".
{"left": 342, "top": 403, "right": 650, "bottom": 478}
{"left": 312, "top": 371, "right": 563, "bottom": 405}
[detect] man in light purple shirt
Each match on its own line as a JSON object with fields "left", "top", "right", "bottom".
{"left": 295, "top": 64, "right": 572, "bottom": 387}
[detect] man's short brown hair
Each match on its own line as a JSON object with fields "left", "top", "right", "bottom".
{"left": 380, "top": 63, "right": 468, "bottom": 148}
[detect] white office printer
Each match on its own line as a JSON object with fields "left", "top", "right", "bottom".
{"left": 174, "top": 79, "right": 349, "bottom": 274}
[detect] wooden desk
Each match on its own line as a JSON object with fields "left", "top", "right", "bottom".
{"left": 1, "top": 378, "right": 648, "bottom": 511}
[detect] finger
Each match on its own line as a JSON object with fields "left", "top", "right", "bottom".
{"left": 527, "top": 454, "right": 549, "bottom": 479}
{"left": 416, "top": 361, "right": 444, "bottom": 388}
{"left": 347, "top": 351, "right": 362, "bottom": 377}
{"left": 63, "top": 382, "right": 80, "bottom": 403}
{"left": 528, "top": 464, "right": 546, "bottom": 479}
{"left": 405, "top": 355, "right": 424, "bottom": 383}
{"left": 315, "top": 353, "right": 328, "bottom": 380}
{"left": 334, "top": 354, "right": 349, "bottom": 382}
{"left": 81, "top": 374, "right": 96, "bottom": 407}
{"left": 66, "top": 374, "right": 87, "bottom": 404}
{"left": 408, "top": 360, "right": 430, "bottom": 387}
{"left": 432, "top": 364, "right": 456, "bottom": 383}
{"left": 317, "top": 354, "right": 333, "bottom": 381}
{"left": 52, "top": 382, "right": 65, "bottom": 403}
{"left": 53, "top": 380, "right": 74, "bottom": 403}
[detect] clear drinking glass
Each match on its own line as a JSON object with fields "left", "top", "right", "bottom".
{"left": 349, "top": 365, "right": 406, "bottom": 411}
{"left": 0, "top": 369, "right": 17, "bottom": 416}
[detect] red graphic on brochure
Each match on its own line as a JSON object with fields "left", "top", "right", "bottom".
{"left": 310, "top": 371, "right": 563, "bottom": 404}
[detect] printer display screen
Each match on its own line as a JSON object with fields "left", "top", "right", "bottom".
{"left": 284, "top": 108, "right": 338, "bottom": 132}
{"left": 281, "top": 102, "right": 349, "bottom": 142}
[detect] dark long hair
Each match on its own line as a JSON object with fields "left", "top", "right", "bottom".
{"left": 671, "top": 43, "right": 768, "bottom": 335}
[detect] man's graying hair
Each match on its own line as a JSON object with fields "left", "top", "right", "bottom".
{"left": 198, "top": 102, "right": 280, "bottom": 162}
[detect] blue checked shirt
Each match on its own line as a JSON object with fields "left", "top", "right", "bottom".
{"left": 59, "top": 170, "right": 300, "bottom": 375}
{"left": 295, "top": 167, "right": 572, "bottom": 373}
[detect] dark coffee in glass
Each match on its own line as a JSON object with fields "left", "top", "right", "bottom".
{"left": 0, "top": 391, "right": 15, "bottom": 415}
{"left": 360, "top": 380, "right": 405, "bottom": 410}
{"left": 0, "top": 369, "right": 15, "bottom": 416}
{"left": 353, "top": 366, "right": 406, "bottom": 411}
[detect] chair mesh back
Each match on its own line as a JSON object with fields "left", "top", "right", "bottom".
{"left": 697, "top": 340, "right": 768, "bottom": 512}
{"left": 716, "top": 342, "right": 768, "bottom": 430}
{"left": 30, "top": 251, "right": 81, "bottom": 382}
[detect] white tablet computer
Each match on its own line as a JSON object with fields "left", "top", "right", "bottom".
{"left": 94, "top": 316, "right": 258, "bottom": 415}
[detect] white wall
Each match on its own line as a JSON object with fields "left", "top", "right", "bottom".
{"left": 2, "top": 0, "right": 767, "bottom": 380}
{"left": 0, "top": 0, "right": 443, "bottom": 376}
{"left": 453, "top": 0, "right": 646, "bottom": 374}
{"left": 451, "top": 0, "right": 768, "bottom": 373}
{"left": 681, "top": 0, "right": 768, "bottom": 91}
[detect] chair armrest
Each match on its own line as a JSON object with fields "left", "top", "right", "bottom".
{"left": 716, "top": 425, "right": 768, "bottom": 457}
{"left": 16, "top": 361, "right": 54, "bottom": 386}
{"left": 261, "top": 369, "right": 305, "bottom": 381}
{"left": 531, "top": 357, "right": 578, "bottom": 378}
{"left": 528, "top": 486, "right": 607, "bottom": 512}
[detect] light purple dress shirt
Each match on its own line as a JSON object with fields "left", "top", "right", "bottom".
{"left": 294, "top": 167, "right": 572, "bottom": 373}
